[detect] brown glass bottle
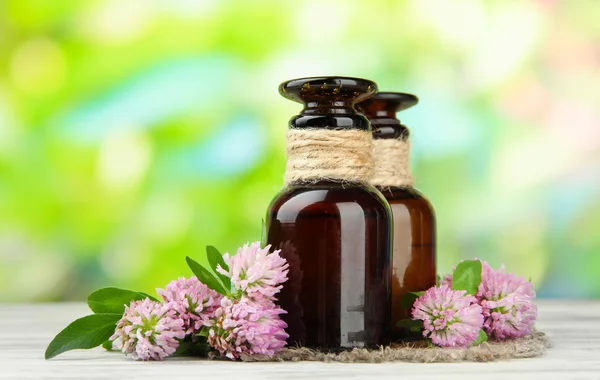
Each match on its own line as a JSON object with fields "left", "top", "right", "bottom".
{"left": 358, "top": 92, "right": 436, "bottom": 341}
{"left": 265, "top": 77, "right": 393, "bottom": 350}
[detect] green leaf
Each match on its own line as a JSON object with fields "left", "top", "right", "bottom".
{"left": 436, "top": 274, "right": 442, "bottom": 286}
{"left": 139, "top": 292, "right": 160, "bottom": 302}
{"left": 261, "top": 219, "right": 267, "bottom": 249}
{"left": 173, "top": 336, "right": 208, "bottom": 357}
{"left": 206, "top": 245, "right": 231, "bottom": 291}
{"left": 188, "top": 341, "right": 209, "bottom": 357}
{"left": 45, "top": 313, "right": 121, "bottom": 359}
{"left": 451, "top": 260, "right": 482, "bottom": 295}
{"left": 187, "top": 341, "right": 209, "bottom": 357}
{"left": 472, "top": 329, "right": 489, "bottom": 346}
{"left": 400, "top": 291, "right": 424, "bottom": 309}
{"left": 87, "top": 287, "right": 155, "bottom": 314}
{"left": 173, "top": 340, "right": 193, "bottom": 356}
{"left": 196, "top": 327, "right": 210, "bottom": 337}
{"left": 186, "top": 256, "right": 228, "bottom": 295}
{"left": 101, "top": 340, "right": 113, "bottom": 351}
{"left": 395, "top": 319, "right": 424, "bottom": 333}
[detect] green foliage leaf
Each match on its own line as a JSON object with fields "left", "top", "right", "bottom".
{"left": 139, "top": 292, "right": 160, "bottom": 302}
{"left": 101, "top": 340, "right": 113, "bottom": 351}
{"left": 472, "top": 329, "right": 489, "bottom": 346}
{"left": 45, "top": 313, "right": 121, "bottom": 359}
{"left": 173, "top": 336, "right": 208, "bottom": 356}
{"left": 400, "top": 291, "right": 424, "bottom": 309}
{"left": 436, "top": 274, "right": 442, "bottom": 286}
{"left": 451, "top": 260, "right": 482, "bottom": 295}
{"left": 87, "top": 287, "right": 155, "bottom": 314}
{"left": 196, "top": 327, "right": 210, "bottom": 337}
{"left": 173, "top": 340, "right": 193, "bottom": 356}
{"left": 183, "top": 342, "right": 209, "bottom": 356}
{"left": 206, "top": 245, "right": 231, "bottom": 291}
{"left": 186, "top": 256, "right": 228, "bottom": 295}
{"left": 261, "top": 219, "right": 267, "bottom": 249}
{"left": 395, "top": 319, "right": 424, "bottom": 333}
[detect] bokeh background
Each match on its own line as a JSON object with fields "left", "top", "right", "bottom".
{"left": 1, "top": 0, "right": 599, "bottom": 302}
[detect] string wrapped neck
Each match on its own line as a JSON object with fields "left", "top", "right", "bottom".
{"left": 284, "top": 128, "right": 374, "bottom": 185}
{"left": 371, "top": 138, "right": 414, "bottom": 188}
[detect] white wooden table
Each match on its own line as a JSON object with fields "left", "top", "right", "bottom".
{"left": 1, "top": 301, "right": 599, "bottom": 380}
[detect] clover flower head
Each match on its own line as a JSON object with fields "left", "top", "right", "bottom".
{"left": 206, "top": 297, "right": 288, "bottom": 359}
{"left": 157, "top": 276, "right": 222, "bottom": 334}
{"left": 412, "top": 285, "right": 484, "bottom": 348}
{"left": 478, "top": 262, "right": 537, "bottom": 340}
{"left": 217, "top": 242, "right": 289, "bottom": 301}
{"left": 110, "top": 298, "right": 185, "bottom": 360}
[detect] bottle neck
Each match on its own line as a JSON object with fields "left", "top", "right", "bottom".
{"left": 371, "top": 137, "right": 413, "bottom": 188}
{"left": 290, "top": 114, "right": 370, "bottom": 130}
{"left": 284, "top": 128, "right": 374, "bottom": 185}
{"left": 371, "top": 119, "right": 409, "bottom": 140}
{"left": 278, "top": 77, "right": 378, "bottom": 185}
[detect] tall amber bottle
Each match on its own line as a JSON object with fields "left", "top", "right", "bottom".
{"left": 265, "top": 77, "right": 393, "bottom": 350}
{"left": 358, "top": 92, "right": 436, "bottom": 340}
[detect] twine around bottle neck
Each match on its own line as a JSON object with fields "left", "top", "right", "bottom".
{"left": 371, "top": 138, "right": 414, "bottom": 188}
{"left": 284, "top": 128, "right": 374, "bottom": 185}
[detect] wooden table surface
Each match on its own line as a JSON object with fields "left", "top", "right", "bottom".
{"left": 1, "top": 300, "right": 599, "bottom": 380}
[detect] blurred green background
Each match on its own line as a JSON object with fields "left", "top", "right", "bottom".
{"left": 1, "top": 0, "right": 598, "bottom": 302}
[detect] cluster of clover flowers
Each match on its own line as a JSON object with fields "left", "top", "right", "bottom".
{"left": 406, "top": 259, "right": 538, "bottom": 348}
{"left": 45, "top": 242, "right": 290, "bottom": 361}
{"left": 45, "top": 249, "right": 538, "bottom": 361}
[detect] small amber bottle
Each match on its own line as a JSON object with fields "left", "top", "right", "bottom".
{"left": 358, "top": 92, "right": 436, "bottom": 340}
{"left": 265, "top": 77, "right": 393, "bottom": 350}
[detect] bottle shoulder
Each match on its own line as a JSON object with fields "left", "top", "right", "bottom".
{"left": 267, "top": 181, "right": 392, "bottom": 215}
{"left": 377, "top": 186, "right": 429, "bottom": 201}
{"left": 377, "top": 186, "right": 435, "bottom": 212}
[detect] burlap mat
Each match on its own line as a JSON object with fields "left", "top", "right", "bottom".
{"left": 238, "top": 332, "right": 550, "bottom": 363}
